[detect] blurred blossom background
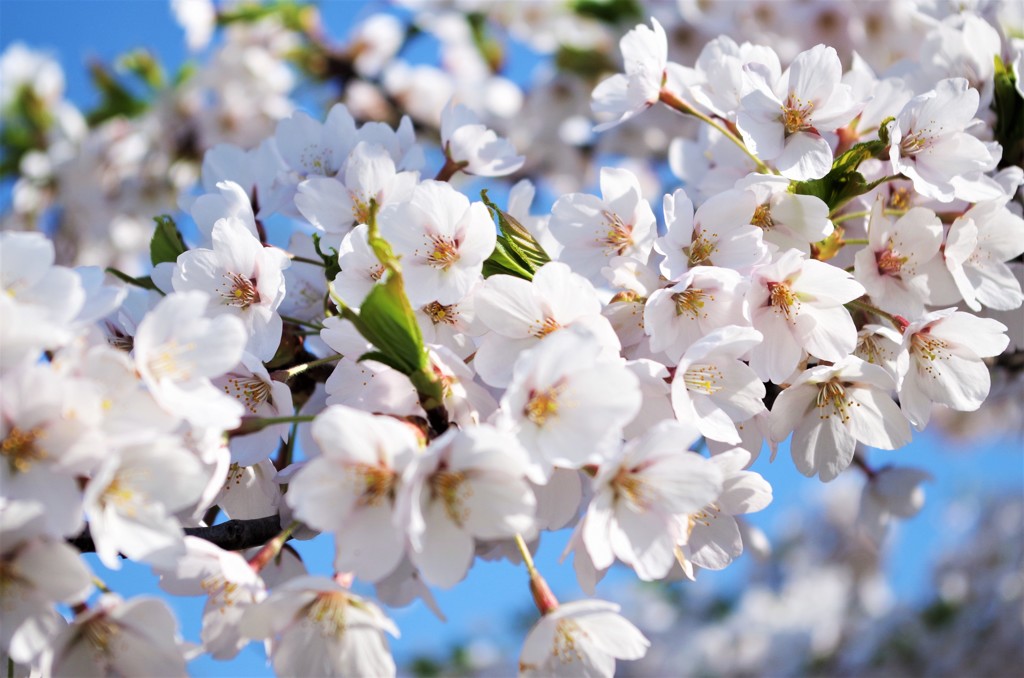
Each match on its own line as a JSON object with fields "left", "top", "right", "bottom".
{"left": 2, "top": 0, "right": 1022, "bottom": 675}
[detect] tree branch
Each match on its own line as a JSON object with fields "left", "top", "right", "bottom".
{"left": 67, "top": 514, "right": 286, "bottom": 554}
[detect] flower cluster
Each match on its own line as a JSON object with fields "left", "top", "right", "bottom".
{"left": 1, "top": 0, "right": 1022, "bottom": 675}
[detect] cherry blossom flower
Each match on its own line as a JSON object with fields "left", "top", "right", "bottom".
{"left": 644, "top": 266, "right": 751, "bottom": 364}
{"left": 378, "top": 180, "right": 495, "bottom": 306}
{"left": 213, "top": 353, "right": 294, "bottom": 466}
{"left": 896, "top": 308, "right": 1009, "bottom": 429}
{"left": 286, "top": 405, "right": 420, "bottom": 583}
{"left": 473, "top": 262, "right": 620, "bottom": 388}
{"left": 580, "top": 420, "right": 723, "bottom": 581}
{"left": 0, "top": 503, "right": 93, "bottom": 664}
{"left": 670, "top": 326, "right": 767, "bottom": 445}
{"left": 858, "top": 465, "right": 932, "bottom": 541}
{"left": 654, "top": 188, "right": 768, "bottom": 279}
{"left": 172, "top": 216, "right": 290, "bottom": 361}
{"left": 886, "top": 78, "right": 999, "bottom": 202}
{"left": 677, "top": 447, "right": 774, "bottom": 577}
{"left": 943, "top": 197, "right": 1024, "bottom": 312}
{"left": 747, "top": 249, "right": 866, "bottom": 384}
{"left": 549, "top": 167, "right": 657, "bottom": 285}
{"left": 737, "top": 44, "right": 860, "bottom": 180}
{"left": 853, "top": 199, "right": 945, "bottom": 318}
{"left": 157, "top": 537, "right": 266, "bottom": 660}
{"left": 519, "top": 599, "right": 650, "bottom": 677}
{"left": 242, "top": 576, "right": 398, "bottom": 677}
{"left": 771, "top": 356, "right": 912, "bottom": 482}
{"left": 84, "top": 437, "right": 209, "bottom": 569}
{"left": 41, "top": 594, "right": 188, "bottom": 677}
{"left": 397, "top": 425, "right": 537, "bottom": 588}
{"left": 295, "top": 140, "right": 418, "bottom": 237}
{"left": 440, "top": 99, "right": 524, "bottom": 177}
{"left": 591, "top": 18, "right": 668, "bottom": 130}
{"left": 500, "top": 329, "right": 641, "bottom": 479}
{"left": 132, "top": 291, "right": 248, "bottom": 429}
{"left": 0, "top": 232, "right": 85, "bottom": 372}
{"left": 734, "top": 174, "right": 834, "bottom": 255}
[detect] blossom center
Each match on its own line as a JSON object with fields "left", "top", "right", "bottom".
{"left": 1, "top": 425, "right": 47, "bottom": 474}
{"left": 531, "top": 316, "right": 561, "bottom": 338}
{"left": 687, "top": 232, "right": 716, "bottom": 266}
{"left": 524, "top": 386, "right": 562, "bottom": 426}
{"left": 147, "top": 339, "right": 197, "bottom": 381}
{"left": 910, "top": 330, "right": 950, "bottom": 371}
{"left": 752, "top": 203, "right": 774, "bottom": 230}
{"left": 552, "top": 619, "right": 587, "bottom": 665}
{"left": 767, "top": 281, "right": 798, "bottom": 318}
{"left": 898, "top": 131, "right": 930, "bottom": 157}
{"left": 427, "top": 235, "right": 460, "bottom": 270}
{"left": 82, "top": 616, "right": 120, "bottom": 655}
{"left": 423, "top": 301, "right": 458, "bottom": 326}
{"left": 223, "top": 375, "right": 273, "bottom": 415}
{"left": 876, "top": 248, "right": 907, "bottom": 276}
{"left": 354, "top": 464, "right": 396, "bottom": 507}
{"left": 600, "top": 210, "right": 634, "bottom": 256}
{"left": 815, "top": 379, "right": 852, "bottom": 422}
{"left": 306, "top": 591, "right": 349, "bottom": 638}
{"left": 430, "top": 469, "right": 470, "bottom": 526}
{"left": 672, "top": 288, "right": 708, "bottom": 318}
{"left": 220, "top": 272, "right": 261, "bottom": 309}
{"left": 780, "top": 95, "right": 815, "bottom": 135}
{"left": 888, "top": 187, "right": 911, "bottom": 210}
{"left": 612, "top": 467, "right": 652, "bottom": 510}
{"left": 683, "top": 364, "right": 724, "bottom": 394}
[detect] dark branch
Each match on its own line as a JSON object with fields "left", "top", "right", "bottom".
{"left": 68, "top": 514, "right": 285, "bottom": 554}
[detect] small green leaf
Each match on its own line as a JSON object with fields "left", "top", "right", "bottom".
{"left": 312, "top": 233, "right": 342, "bottom": 280}
{"left": 150, "top": 215, "right": 188, "bottom": 266}
{"left": 350, "top": 274, "right": 427, "bottom": 375}
{"left": 792, "top": 140, "right": 886, "bottom": 211}
{"left": 105, "top": 267, "right": 160, "bottom": 293}
{"left": 570, "top": 0, "right": 643, "bottom": 24}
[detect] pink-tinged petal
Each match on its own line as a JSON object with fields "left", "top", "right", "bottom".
{"left": 737, "top": 89, "right": 786, "bottom": 159}
{"left": 582, "top": 490, "right": 616, "bottom": 570}
{"left": 928, "top": 313, "right": 1008, "bottom": 358}
{"left": 788, "top": 45, "right": 841, "bottom": 103}
{"left": 769, "top": 383, "right": 816, "bottom": 441}
{"left": 473, "top": 334, "right": 538, "bottom": 388}
{"left": 750, "top": 308, "right": 803, "bottom": 383}
{"left": 286, "top": 458, "right": 360, "bottom": 532}
{"left": 609, "top": 505, "right": 676, "bottom": 581}
{"left": 792, "top": 413, "right": 856, "bottom": 482}
{"left": 718, "top": 470, "right": 773, "bottom": 515}
{"left": 847, "top": 386, "right": 911, "bottom": 450}
{"left": 776, "top": 131, "right": 833, "bottom": 181}
{"left": 691, "top": 395, "right": 742, "bottom": 444}
{"left": 577, "top": 606, "right": 650, "bottom": 661}
{"left": 295, "top": 177, "right": 356, "bottom": 233}
{"left": 18, "top": 540, "right": 93, "bottom": 603}
{"left": 461, "top": 472, "right": 535, "bottom": 540}
{"left": 336, "top": 503, "right": 405, "bottom": 583}
{"left": 413, "top": 499, "right": 474, "bottom": 589}
{"left": 795, "top": 260, "right": 865, "bottom": 306}
{"left": 455, "top": 201, "right": 497, "bottom": 266}
{"left": 688, "top": 511, "right": 742, "bottom": 570}
{"left": 474, "top": 275, "right": 543, "bottom": 338}
{"left": 797, "top": 303, "right": 858, "bottom": 362}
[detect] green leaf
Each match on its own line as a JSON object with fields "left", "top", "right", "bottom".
{"left": 105, "top": 267, "right": 160, "bottom": 293}
{"left": 150, "top": 215, "right": 187, "bottom": 266}
{"left": 349, "top": 274, "right": 427, "bottom": 376}
{"left": 555, "top": 45, "right": 619, "bottom": 79}
{"left": 993, "top": 55, "right": 1024, "bottom": 169}
{"left": 570, "top": 0, "right": 643, "bottom": 24}
{"left": 792, "top": 140, "right": 887, "bottom": 211}
{"left": 312, "top": 233, "right": 342, "bottom": 280}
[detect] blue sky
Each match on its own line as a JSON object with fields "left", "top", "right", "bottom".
{"left": 4, "top": 1, "right": 1022, "bottom": 675}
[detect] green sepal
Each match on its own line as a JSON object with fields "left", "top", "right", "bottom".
{"left": 312, "top": 233, "right": 342, "bottom": 280}
{"left": 792, "top": 139, "right": 887, "bottom": 212}
{"left": 150, "top": 215, "right": 188, "bottom": 266}
{"left": 480, "top": 190, "right": 550, "bottom": 281}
